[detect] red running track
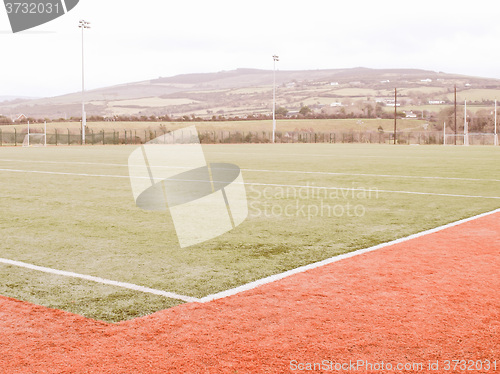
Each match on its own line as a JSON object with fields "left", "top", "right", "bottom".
{"left": 0, "top": 212, "right": 498, "bottom": 373}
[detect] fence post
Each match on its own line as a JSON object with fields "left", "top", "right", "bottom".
{"left": 125, "top": 130, "right": 127, "bottom": 144}
{"left": 102, "top": 130, "right": 105, "bottom": 145}
{"left": 0, "top": 128, "right": 2, "bottom": 146}
{"left": 68, "top": 129, "right": 70, "bottom": 145}
{"left": 14, "top": 128, "right": 17, "bottom": 146}
{"left": 91, "top": 129, "right": 95, "bottom": 145}
{"left": 144, "top": 130, "right": 147, "bottom": 144}
{"left": 55, "top": 129, "right": 58, "bottom": 146}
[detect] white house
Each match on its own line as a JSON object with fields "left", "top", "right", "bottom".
{"left": 13, "top": 114, "right": 28, "bottom": 122}
{"left": 384, "top": 100, "right": 400, "bottom": 107}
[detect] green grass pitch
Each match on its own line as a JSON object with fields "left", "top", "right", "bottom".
{"left": 0, "top": 144, "right": 498, "bottom": 322}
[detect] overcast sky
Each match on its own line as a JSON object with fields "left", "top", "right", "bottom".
{"left": 1, "top": 0, "right": 500, "bottom": 98}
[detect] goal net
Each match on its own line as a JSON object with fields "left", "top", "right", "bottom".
{"left": 443, "top": 133, "right": 464, "bottom": 145}
{"left": 444, "top": 133, "right": 497, "bottom": 146}
{"left": 22, "top": 133, "right": 46, "bottom": 147}
{"left": 22, "top": 122, "right": 47, "bottom": 147}
{"left": 466, "top": 133, "right": 498, "bottom": 146}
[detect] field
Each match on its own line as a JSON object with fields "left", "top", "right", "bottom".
{"left": 0, "top": 143, "right": 498, "bottom": 323}
{"left": 446, "top": 88, "right": 500, "bottom": 102}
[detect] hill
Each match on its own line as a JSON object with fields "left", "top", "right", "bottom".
{"left": 1, "top": 67, "right": 500, "bottom": 120}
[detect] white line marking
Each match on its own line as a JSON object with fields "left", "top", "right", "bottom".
{"left": 0, "top": 209, "right": 498, "bottom": 306}
{"left": 0, "top": 168, "right": 499, "bottom": 200}
{"left": 0, "top": 159, "right": 127, "bottom": 167}
{"left": 0, "top": 168, "right": 131, "bottom": 179}
{"left": 0, "top": 159, "right": 498, "bottom": 182}
{"left": 242, "top": 168, "right": 500, "bottom": 183}
{"left": 199, "top": 208, "right": 500, "bottom": 303}
{"left": 246, "top": 181, "right": 500, "bottom": 200}
{"left": 0, "top": 258, "right": 199, "bottom": 303}
{"left": 208, "top": 151, "right": 500, "bottom": 162}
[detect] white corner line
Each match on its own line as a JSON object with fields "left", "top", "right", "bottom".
{"left": 198, "top": 207, "right": 500, "bottom": 303}
{"left": 0, "top": 258, "right": 200, "bottom": 304}
{"left": 1, "top": 209, "right": 499, "bottom": 306}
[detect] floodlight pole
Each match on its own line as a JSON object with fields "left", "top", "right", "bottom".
{"left": 464, "top": 99, "right": 469, "bottom": 146}
{"left": 79, "top": 20, "right": 90, "bottom": 145}
{"left": 454, "top": 85, "right": 457, "bottom": 145}
{"left": 443, "top": 122, "right": 446, "bottom": 145}
{"left": 495, "top": 99, "right": 498, "bottom": 146}
{"left": 272, "top": 55, "right": 279, "bottom": 143}
{"left": 393, "top": 88, "right": 397, "bottom": 144}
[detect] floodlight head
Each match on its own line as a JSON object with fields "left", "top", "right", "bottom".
{"left": 79, "top": 20, "right": 90, "bottom": 28}
{"left": 273, "top": 55, "right": 279, "bottom": 61}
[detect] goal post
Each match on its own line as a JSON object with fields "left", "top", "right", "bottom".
{"left": 466, "top": 133, "right": 497, "bottom": 146}
{"left": 444, "top": 133, "right": 497, "bottom": 146}
{"left": 22, "top": 121, "right": 47, "bottom": 147}
{"left": 444, "top": 133, "right": 464, "bottom": 145}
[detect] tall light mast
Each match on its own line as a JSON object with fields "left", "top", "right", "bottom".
{"left": 272, "top": 55, "right": 279, "bottom": 143}
{"left": 79, "top": 20, "right": 91, "bottom": 145}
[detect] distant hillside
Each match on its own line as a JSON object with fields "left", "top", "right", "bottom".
{"left": 0, "top": 95, "right": 39, "bottom": 103}
{"left": 1, "top": 67, "right": 499, "bottom": 120}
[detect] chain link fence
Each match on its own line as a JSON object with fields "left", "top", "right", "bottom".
{"left": 0, "top": 128, "right": 496, "bottom": 146}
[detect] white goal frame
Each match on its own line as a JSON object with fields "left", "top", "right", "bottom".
{"left": 23, "top": 121, "right": 47, "bottom": 147}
